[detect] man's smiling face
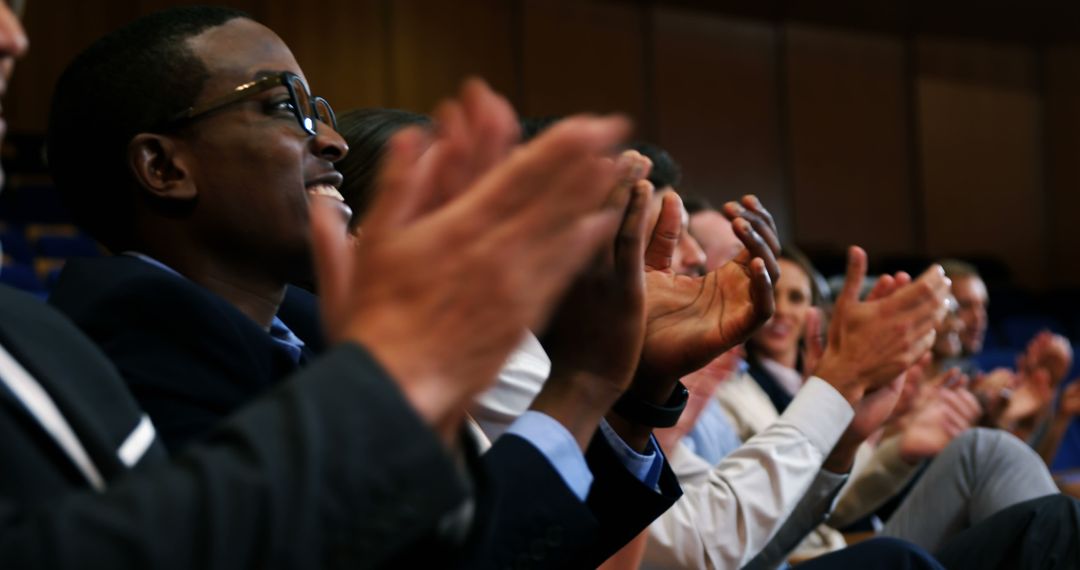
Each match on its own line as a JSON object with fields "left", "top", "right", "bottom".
{"left": 173, "top": 17, "right": 348, "bottom": 280}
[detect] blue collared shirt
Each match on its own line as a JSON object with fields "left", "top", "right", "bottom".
{"left": 506, "top": 411, "right": 665, "bottom": 501}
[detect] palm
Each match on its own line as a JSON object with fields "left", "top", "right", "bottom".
{"left": 642, "top": 261, "right": 764, "bottom": 380}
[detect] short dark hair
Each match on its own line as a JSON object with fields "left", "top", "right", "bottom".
{"left": 682, "top": 196, "right": 715, "bottom": 215}
{"left": 938, "top": 259, "right": 982, "bottom": 280}
{"left": 334, "top": 108, "right": 432, "bottom": 226}
{"left": 46, "top": 6, "right": 249, "bottom": 252}
{"left": 519, "top": 116, "right": 562, "bottom": 143}
{"left": 630, "top": 142, "right": 681, "bottom": 191}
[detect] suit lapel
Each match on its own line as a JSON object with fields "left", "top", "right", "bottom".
{"left": 0, "top": 316, "right": 130, "bottom": 480}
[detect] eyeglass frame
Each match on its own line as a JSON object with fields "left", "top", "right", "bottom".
{"left": 162, "top": 71, "right": 336, "bottom": 136}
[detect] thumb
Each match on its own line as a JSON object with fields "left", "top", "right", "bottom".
{"left": 643, "top": 191, "right": 683, "bottom": 271}
{"left": 836, "top": 246, "right": 868, "bottom": 309}
{"left": 310, "top": 202, "right": 352, "bottom": 342}
{"left": 828, "top": 246, "right": 867, "bottom": 346}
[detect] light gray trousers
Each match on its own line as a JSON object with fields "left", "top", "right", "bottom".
{"left": 881, "top": 427, "right": 1059, "bottom": 553}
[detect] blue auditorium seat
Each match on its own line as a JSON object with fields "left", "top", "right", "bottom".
{"left": 974, "top": 348, "right": 1019, "bottom": 372}
{"left": 0, "top": 228, "right": 33, "bottom": 264}
{"left": 999, "top": 315, "right": 1068, "bottom": 349}
{"left": 34, "top": 234, "right": 101, "bottom": 258}
{"left": 0, "top": 262, "right": 45, "bottom": 298}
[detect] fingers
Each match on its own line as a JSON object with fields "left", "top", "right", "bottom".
{"left": 866, "top": 274, "right": 896, "bottom": 302}
{"left": 885, "top": 264, "right": 949, "bottom": 316}
{"left": 424, "top": 98, "right": 472, "bottom": 208}
{"left": 529, "top": 209, "right": 624, "bottom": 330}
{"left": 309, "top": 202, "right": 352, "bottom": 342}
{"left": 835, "top": 246, "right": 869, "bottom": 309}
{"left": 824, "top": 246, "right": 866, "bottom": 349}
{"left": 615, "top": 180, "right": 654, "bottom": 283}
{"left": 741, "top": 195, "right": 778, "bottom": 246}
{"left": 359, "top": 127, "right": 431, "bottom": 233}
{"left": 460, "top": 78, "right": 520, "bottom": 177}
{"left": 731, "top": 217, "right": 780, "bottom": 283}
{"left": 477, "top": 115, "right": 631, "bottom": 217}
{"left": 904, "top": 329, "right": 937, "bottom": 370}
{"left": 723, "top": 195, "right": 781, "bottom": 256}
{"left": 644, "top": 191, "right": 683, "bottom": 271}
{"left": 748, "top": 256, "right": 776, "bottom": 323}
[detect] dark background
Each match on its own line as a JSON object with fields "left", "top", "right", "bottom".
{"left": 5, "top": 0, "right": 1080, "bottom": 291}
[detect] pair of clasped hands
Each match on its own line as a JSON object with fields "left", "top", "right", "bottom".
{"left": 305, "top": 79, "right": 952, "bottom": 456}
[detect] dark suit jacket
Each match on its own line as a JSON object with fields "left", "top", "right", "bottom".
{"left": 49, "top": 256, "right": 321, "bottom": 451}
{"left": 50, "top": 255, "right": 682, "bottom": 568}
{"left": 0, "top": 284, "right": 468, "bottom": 569}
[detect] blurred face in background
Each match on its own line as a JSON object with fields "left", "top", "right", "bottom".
{"left": 653, "top": 187, "right": 706, "bottom": 276}
{"left": 689, "top": 209, "right": 742, "bottom": 271}
{"left": 752, "top": 257, "right": 812, "bottom": 367}
{"left": 932, "top": 294, "right": 964, "bottom": 360}
{"left": 952, "top": 275, "right": 989, "bottom": 355}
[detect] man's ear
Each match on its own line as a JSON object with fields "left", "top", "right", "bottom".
{"left": 128, "top": 134, "right": 196, "bottom": 200}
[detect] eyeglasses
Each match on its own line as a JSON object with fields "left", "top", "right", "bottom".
{"left": 165, "top": 71, "right": 336, "bottom": 136}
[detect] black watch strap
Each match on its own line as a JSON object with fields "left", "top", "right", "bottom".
{"left": 611, "top": 381, "right": 689, "bottom": 428}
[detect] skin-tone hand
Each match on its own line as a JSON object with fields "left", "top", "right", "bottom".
{"left": 1061, "top": 381, "right": 1080, "bottom": 417}
{"left": 1000, "top": 367, "right": 1053, "bottom": 429}
{"left": 532, "top": 151, "right": 654, "bottom": 451}
{"left": 822, "top": 271, "right": 917, "bottom": 473}
{"left": 898, "top": 370, "right": 982, "bottom": 464}
{"left": 971, "top": 367, "right": 1016, "bottom": 426}
{"left": 814, "top": 247, "right": 951, "bottom": 405}
{"left": 801, "top": 307, "right": 826, "bottom": 381}
{"left": 632, "top": 194, "right": 779, "bottom": 402}
{"left": 310, "top": 81, "right": 633, "bottom": 443}
{"left": 1019, "top": 331, "right": 1074, "bottom": 386}
{"left": 1036, "top": 379, "right": 1080, "bottom": 464}
{"left": 608, "top": 193, "right": 779, "bottom": 450}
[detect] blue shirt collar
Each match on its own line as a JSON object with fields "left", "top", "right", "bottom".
{"left": 122, "top": 252, "right": 306, "bottom": 364}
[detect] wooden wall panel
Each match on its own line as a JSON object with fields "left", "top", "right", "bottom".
{"left": 388, "top": 0, "right": 516, "bottom": 113}
{"left": 261, "top": 0, "right": 386, "bottom": 113}
{"left": 917, "top": 39, "right": 1044, "bottom": 289}
{"left": 786, "top": 25, "right": 913, "bottom": 257}
{"left": 1044, "top": 45, "right": 1080, "bottom": 289}
{"left": 520, "top": 0, "right": 646, "bottom": 126}
{"left": 4, "top": 0, "right": 1078, "bottom": 292}
{"left": 7, "top": 0, "right": 139, "bottom": 133}
{"left": 652, "top": 9, "right": 790, "bottom": 238}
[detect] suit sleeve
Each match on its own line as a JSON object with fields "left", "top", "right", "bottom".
{"left": 463, "top": 429, "right": 682, "bottom": 569}
{"left": 0, "top": 343, "right": 469, "bottom": 570}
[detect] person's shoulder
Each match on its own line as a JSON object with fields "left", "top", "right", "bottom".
{"left": 0, "top": 284, "right": 77, "bottom": 333}
{"left": 0, "top": 284, "right": 139, "bottom": 398}
{"left": 49, "top": 256, "right": 226, "bottom": 326}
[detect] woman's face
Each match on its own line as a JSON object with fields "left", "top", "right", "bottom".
{"left": 932, "top": 295, "right": 964, "bottom": 360}
{"left": 752, "top": 258, "right": 812, "bottom": 360}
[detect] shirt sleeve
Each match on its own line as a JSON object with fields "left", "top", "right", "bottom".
{"left": 598, "top": 417, "right": 665, "bottom": 490}
{"left": 505, "top": 410, "right": 594, "bottom": 501}
{"left": 504, "top": 411, "right": 668, "bottom": 502}
{"left": 644, "top": 376, "right": 854, "bottom": 569}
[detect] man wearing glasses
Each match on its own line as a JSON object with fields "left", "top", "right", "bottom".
{"left": 0, "top": 3, "right": 684, "bottom": 568}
